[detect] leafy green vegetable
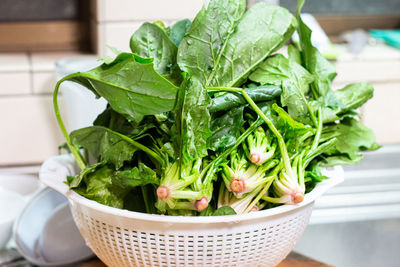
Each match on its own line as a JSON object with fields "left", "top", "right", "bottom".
{"left": 70, "top": 126, "right": 162, "bottom": 169}
{"left": 130, "top": 23, "right": 178, "bottom": 75}
{"left": 72, "top": 164, "right": 158, "bottom": 208}
{"left": 177, "top": 0, "right": 246, "bottom": 84}
{"left": 169, "top": 19, "right": 191, "bottom": 47}
{"left": 208, "top": 106, "right": 245, "bottom": 152}
{"left": 52, "top": 0, "right": 379, "bottom": 216}
{"left": 335, "top": 82, "right": 374, "bottom": 113}
{"left": 296, "top": 0, "right": 337, "bottom": 98}
{"left": 180, "top": 77, "right": 212, "bottom": 161}
{"left": 178, "top": 0, "right": 296, "bottom": 87}
{"left": 200, "top": 206, "right": 237, "bottom": 216}
{"left": 209, "top": 3, "right": 297, "bottom": 87}
{"left": 59, "top": 53, "right": 178, "bottom": 123}
{"left": 321, "top": 118, "right": 380, "bottom": 161}
{"left": 249, "top": 54, "right": 314, "bottom": 124}
{"left": 209, "top": 85, "right": 282, "bottom": 113}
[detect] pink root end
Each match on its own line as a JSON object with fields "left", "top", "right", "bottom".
{"left": 250, "top": 153, "right": 261, "bottom": 164}
{"left": 250, "top": 206, "right": 259, "bottom": 212}
{"left": 156, "top": 186, "right": 170, "bottom": 199}
{"left": 195, "top": 197, "right": 209, "bottom": 212}
{"left": 292, "top": 192, "right": 304, "bottom": 204}
{"left": 230, "top": 179, "right": 245, "bottom": 193}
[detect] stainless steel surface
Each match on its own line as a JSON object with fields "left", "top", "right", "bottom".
{"left": 310, "top": 145, "right": 400, "bottom": 224}
{"left": 296, "top": 145, "right": 400, "bottom": 267}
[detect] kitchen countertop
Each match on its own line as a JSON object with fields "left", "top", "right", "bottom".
{"left": 79, "top": 252, "right": 332, "bottom": 267}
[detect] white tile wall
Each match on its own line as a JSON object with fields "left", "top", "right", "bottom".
{"left": 0, "top": 53, "right": 30, "bottom": 72}
{"left": 97, "top": 0, "right": 205, "bottom": 22}
{"left": 0, "top": 52, "right": 85, "bottom": 165}
{"left": 32, "top": 72, "right": 56, "bottom": 94}
{"left": 0, "top": 72, "right": 30, "bottom": 95}
{"left": 362, "top": 82, "right": 400, "bottom": 144}
{"left": 0, "top": 53, "right": 31, "bottom": 95}
{"left": 0, "top": 96, "right": 64, "bottom": 165}
{"left": 97, "top": 22, "right": 143, "bottom": 56}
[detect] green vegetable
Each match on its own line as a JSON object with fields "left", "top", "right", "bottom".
{"left": 209, "top": 85, "right": 282, "bottom": 113}
{"left": 169, "top": 19, "right": 191, "bottom": 47}
{"left": 177, "top": 0, "right": 296, "bottom": 87}
{"left": 58, "top": 53, "right": 178, "bottom": 123}
{"left": 130, "top": 23, "right": 178, "bottom": 76}
{"left": 208, "top": 107, "right": 245, "bottom": 152}
{"left": 249, "top": 54, "right": 316, "bottom": 125}
{"left": 53, "top": 0, "right": 379, "bottom": 216}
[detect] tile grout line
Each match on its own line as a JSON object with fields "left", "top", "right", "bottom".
{"left": 28, "top": 51, "right": 34, "bottom": 95}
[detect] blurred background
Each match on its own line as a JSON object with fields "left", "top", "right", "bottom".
{"left": 0, "top": 0, "right": 399, "bottom": 266}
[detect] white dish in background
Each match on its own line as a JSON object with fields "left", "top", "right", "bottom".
{"left": 39, "top": 203, "right": 93, "bottom": 263}
{"left": 0, "top": 189, "right": 26, "bottom": 248}
{"left": 0, "top": 173, "right": 42, "bottom": 198}
{"left": 13, "top": 188, "right": 94, "bottom": 266}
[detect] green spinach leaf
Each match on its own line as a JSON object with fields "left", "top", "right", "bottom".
{"left": 71, "top": 126, "right": 139, "bottom": 169}
{"left": 211, "top": 3, "right": 297, "bottom": 87}
{"left": 74, "top": 164, "right": 158, "bottom": 209}
{"left": 321, "top": 118, "right": 380, "bottom": 161}
{"left": 249, "top": 54, "right": 314, "bottom": 124}
{"left": 130, "top": 22, "right": 182, "bottom": 84}
{"left": 208, "top": 106, "right": 245, "bottom": 152}
{"left": 335, "top": 82, "right": 374, "bottom": 114}
{"left": 170, "top": 19, "right": 191, "bottom": 47}
{"left": 296, "top": 0, "right": 337, "bottom": 100}
{"left": 178, "top": 0, "right": 246, "bottom": 84}
{"left": 209, "top": 85, "right": 281, "bottom": 113}
{"left": 64, "top": 53, "right": 178, "bottom": 122}
{"left": 180, "top": 77, "right": 212, "bottom": 161}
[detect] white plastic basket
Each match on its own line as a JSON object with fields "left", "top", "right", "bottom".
{"left": 40, "top": 155, "right": 343, "bottom": 267}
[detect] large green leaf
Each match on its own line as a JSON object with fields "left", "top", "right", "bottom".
{"left": 180, "top": 77, "right": 212, "bottom": 161}
{"left": 249, "top": 54, "right": 314, "bottom": 124}
{"left": 208, "top": 106, "right": 245, "bottom": 152}
{"left": 70, "top": 126, "right": 138, "bottom": 169}
{"left": 178, "top": 0, "right": 296, "bottom": 87}
{"left": 177, "top": 0, "right": 246, "bottom": 84}
{"left": 73, "top": 164, "right": 158, "bottom": 209}
{"left": 309, "top": 82, "right": 374, "bottom": 123}
{"left": 335, "top": 82, "right": 374, "bottom": 114}
{"left": 296, "top": 0, "right": 337, "bottom": 99}
{"left": 66, "top": 53, "right": 178, "bottom": 122}
{"left": 211, "top": 3, "right": 297, "bottom": 87}
{"left": 272, "top": 104, "right": 312, "bottom": 152}
{"left": 321, "top": 118, "right": 380, "bottom": 161}
{"left": 130, "top": 23, "right": 177, "bottom": 75}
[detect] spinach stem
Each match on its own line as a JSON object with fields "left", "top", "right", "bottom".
{"left": 53, "top": 74, "right": 87, "bottom": 170}
{"left": 106, "top": 128, "right": 164, "bottom": 165}
{"left": 244, "top": 180, "right": 273, "bottom": 214}
{"left": 206, "top": 86, "right": 292, "bottom": 173}
{"left": 309, "top": 107, "right": 322, "bottom": 155}
{"left": 201, "top": 118, "right": 263, "bottom": 185}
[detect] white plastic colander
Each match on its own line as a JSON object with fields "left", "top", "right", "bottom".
{"left": 40, "top": 155, "right": 343, "bottom": 267}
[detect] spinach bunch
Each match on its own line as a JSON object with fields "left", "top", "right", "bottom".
{"left": 53, "top": 0, "right": 379, "bottom": 215}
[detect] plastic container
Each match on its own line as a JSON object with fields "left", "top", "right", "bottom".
{"left": 40, "top": 154, "right": 343, "bottom": 267}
